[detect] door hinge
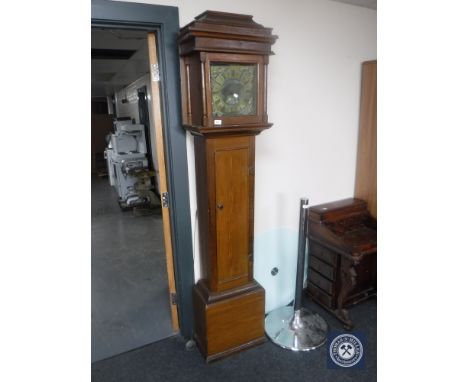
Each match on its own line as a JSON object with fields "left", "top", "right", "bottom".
{"left": 170, "top": 292, "right": 177, "bottom": 305}
{"left": 162, "top": 192, "right": 169, "bottom": 208}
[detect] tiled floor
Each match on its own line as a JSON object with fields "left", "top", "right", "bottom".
{"left": 91, "top": 175, "right": 173, "bottom": 362}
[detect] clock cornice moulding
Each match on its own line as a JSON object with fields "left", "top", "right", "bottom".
{"left": 178, "top": 10, "right": 278, "bottom": 56}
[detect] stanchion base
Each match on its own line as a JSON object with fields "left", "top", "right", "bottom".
{"left": 265, "top": 306, "right": 328, "bottom": 351}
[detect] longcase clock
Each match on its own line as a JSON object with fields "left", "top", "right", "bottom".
{"left": 178, "top": 11, "right": 277, "bottom": 362}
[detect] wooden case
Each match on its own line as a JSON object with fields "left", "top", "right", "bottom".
{"left": 193, "top": 280, "right": 265, "bottom": 362}
{"left": 179, "top": 11, "right": 277, "bottom": 135}
{"left": 179, "top": 11, "right": 277, "bottom": 361}
{"left": 194, "top": 135, "right": 255, "bottom": 293}
{"left": 305, "top": 198, "right": 377, "bottom": 329}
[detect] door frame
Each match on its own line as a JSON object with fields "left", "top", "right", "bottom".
{"left": 92, "top": 0, "right": 195, "bottom": 339}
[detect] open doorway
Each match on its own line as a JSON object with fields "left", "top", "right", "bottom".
{"left": 92, "top": 0, "right": 195, "bottom": 362}
{"left": 91, "top": 27, "right": 173, "bottom": 362}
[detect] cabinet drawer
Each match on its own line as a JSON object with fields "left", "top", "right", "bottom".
{"left": 309, "top": 256, "right": 335, "bottom": 280}
{"left": 307, "top": 268, "right": 335, "bottom": 295}
{"left": 308, "top": 240, "right": 338, "bottom": 266}
{"left": 306, "top": 282, "right": 335, "bottom": 309}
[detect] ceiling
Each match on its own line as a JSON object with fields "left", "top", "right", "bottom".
{"left": 329, "top": 0, "right": 377, "bottom": 10}
{"left": 91, "top": 28, "right": 149, "bottom": 98}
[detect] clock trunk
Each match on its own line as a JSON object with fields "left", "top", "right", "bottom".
{"left": 195, "top": 135, "right": 255, "bottom": 293}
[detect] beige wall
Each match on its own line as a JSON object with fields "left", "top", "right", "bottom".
{"left": 120, "top": 0, "right": 376, "bottom": 312}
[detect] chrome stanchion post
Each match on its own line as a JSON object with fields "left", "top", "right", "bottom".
{"left": 265, "top": 198, "right": 328, "bottom": 351}
{"left": 294, "top": 198, "right": 308, "bottom": 312}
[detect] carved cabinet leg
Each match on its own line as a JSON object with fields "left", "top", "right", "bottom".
{"left": 336, "top": 259, "right": 357, "bottom": 329}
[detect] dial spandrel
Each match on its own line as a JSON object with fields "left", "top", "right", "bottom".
{"left": 210, "top": 63, "right": 257, "bottom": 117}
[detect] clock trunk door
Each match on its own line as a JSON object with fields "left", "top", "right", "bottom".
{"left": 212, "top": 136, "right": 254, "bottom": 291}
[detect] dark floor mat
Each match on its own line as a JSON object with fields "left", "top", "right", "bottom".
{"left": 92, "top": 298, "right": 376, "bottom": 382}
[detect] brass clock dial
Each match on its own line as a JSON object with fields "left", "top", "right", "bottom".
{"left": 210, "top": 63, "right": 257, "bottom": 117}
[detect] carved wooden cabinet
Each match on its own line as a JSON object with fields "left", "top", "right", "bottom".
{"left": 178, "top": 11, "right": 277, "bottom": 361}
{"left": 305, "top": 198, "right": 377, "bottom": 329}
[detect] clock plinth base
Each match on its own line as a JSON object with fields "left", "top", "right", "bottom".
{"left": 193, "top": 279, "right": 266, "bottom": 362}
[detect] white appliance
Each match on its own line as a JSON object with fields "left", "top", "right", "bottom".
{"left": 104, "top": 119, "right": 152, "bottom": 208}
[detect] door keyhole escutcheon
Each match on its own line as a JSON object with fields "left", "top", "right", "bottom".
{"left": 217, "top": 203, "right": 224, "bottom": 210}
